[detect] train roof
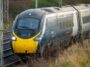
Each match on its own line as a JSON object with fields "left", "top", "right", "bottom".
{"left": 55, "top": 4, "right": 90, "bottom": 13}
{"left": 74, "top": 4, "right": 90, "bottom": 11}
{"left": 18, "top": 4, "right": 90, "bottom": 19}
{"left": 18, "top": 9, "right": 48, "bottom": 19}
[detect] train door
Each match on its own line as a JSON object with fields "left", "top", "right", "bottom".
{"left": 57, "top": 12, "right": 74, "bottom": 45}
{"left": 72, "top": 11, "right": 79, "bottom": 37}
{"left": 44, "top": 14, "right": 58, "bottom": 41}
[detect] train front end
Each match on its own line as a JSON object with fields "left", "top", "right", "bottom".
{"left": 11, "top": 10, "right": 43, "bottom": 54}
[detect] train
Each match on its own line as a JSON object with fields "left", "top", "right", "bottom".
{"left": 11, "top": 4, "right": 90, "bottom": 57}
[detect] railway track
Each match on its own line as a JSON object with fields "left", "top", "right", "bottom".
{"left": 3, "top": 31, "right": 20, "bottom": 67}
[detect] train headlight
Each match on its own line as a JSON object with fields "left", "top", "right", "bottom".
{"left": 12, "top": 36, "right": 16, "bottom": 41}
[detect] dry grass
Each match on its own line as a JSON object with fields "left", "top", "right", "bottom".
{"left": 48, "top": 40, "right": 90, "bottom": 67}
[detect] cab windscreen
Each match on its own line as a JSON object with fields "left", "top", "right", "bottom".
{"left": 14, "top": 18, "right": 40, "bottom": 39}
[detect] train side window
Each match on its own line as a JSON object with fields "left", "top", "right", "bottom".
{"left": 83, "top": 15, "right": 90, "bottom": 24}
{"left": 58, "top": 14, "right": 73, "bottom": 29}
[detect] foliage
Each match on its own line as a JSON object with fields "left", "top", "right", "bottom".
{"left": 9, "top": 6, "right": 24, "bottom": 19}
{"left": 34, "top": 0, "right": 59, "bottom": 7}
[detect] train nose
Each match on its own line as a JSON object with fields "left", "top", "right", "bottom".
{"left": 12, "top": 36, "right": 38, "bottom": 54}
